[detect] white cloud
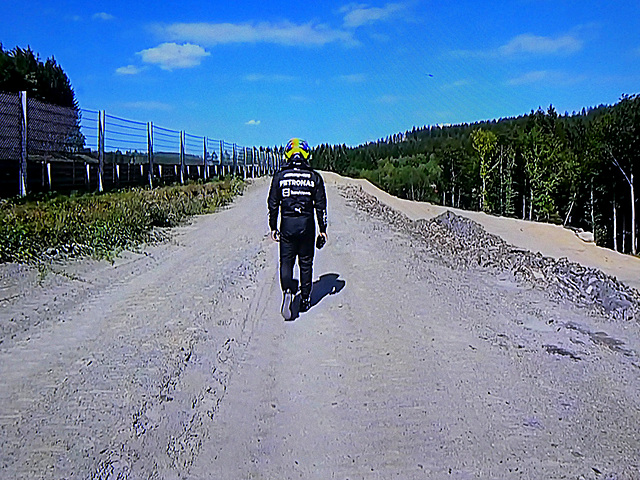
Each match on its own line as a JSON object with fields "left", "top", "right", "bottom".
{"left": 498, "top": 34, "right": 582, "bottom": 56}
{"left": 341, "top": 3, "right": 407, "bottom": 28}
{"left": 506, "top": 70, "right": 585, "bottom": 86}
{"left": 158, "top": 21, "right": 355, "bottom": 47}
{"left": 507, "top": 70, "right": 550, "bottom": 85}
{"left": 137, "top": 43, "right": 210, "bottom": 71}
{"left": 244, "top": 73, "right": 296, "bottom": 82}
{"left": 93, "top": 12, "right": 115, "bottom": 21}
{"left": 453, "top": 32, "right": 583, "bottom": 58}
{"left": 115, "top": 65, "right": 144, "bottom": 75}
{"left": 245, "top": 119, "right": 261, "bottom": 126}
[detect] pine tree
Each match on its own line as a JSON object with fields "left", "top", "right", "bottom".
{"left": 0, "top": 44, "right": 78, "bottom": 109}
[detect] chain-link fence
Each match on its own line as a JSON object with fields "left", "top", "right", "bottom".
{"left": 0, "top": 92, "right": 22, "bottom": 195}
{"left": 0, "top": 92, "right": 21, "bottom": 160}
{"left": 0, "top": 90, "right": 86, "bottom": 196}
{"left": 0, "top": 90, "right": 284, "bottom": 197}
{"left": 27, "top": 96, "right": 82, "bottom": 155}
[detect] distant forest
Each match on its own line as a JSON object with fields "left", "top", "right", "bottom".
{"left": 311, "top": 95, "right": 640, "bottom": 255}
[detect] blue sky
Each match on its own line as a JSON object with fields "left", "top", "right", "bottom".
{"left": 2, "top": 0, "right": 639, "bottom": 147}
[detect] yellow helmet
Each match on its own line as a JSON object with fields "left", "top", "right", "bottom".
{"left": 284, "top": 138, "right": 310, "bottom": 162}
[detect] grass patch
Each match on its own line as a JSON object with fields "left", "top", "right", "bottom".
{"left": 0, "top": 177, "right": 245, "bottom": 264}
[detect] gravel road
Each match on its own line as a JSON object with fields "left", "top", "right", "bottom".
{"left": 1, "top": 176, "right": 639, "bottom": 479}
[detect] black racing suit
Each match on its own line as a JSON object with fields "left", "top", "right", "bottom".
{"left": 268, "top": 162, "right": 327, "bottom": 299}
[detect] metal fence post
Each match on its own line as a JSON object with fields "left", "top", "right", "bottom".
{"left": 232, "top": 143, "right": 237, "bottom": 176}
{"left": 217, "top": 140, "right": 222, "bottom": 177}
{"left": 18, "top": 91, "right": 27, "bottom": 197}
{"left": 46, "top": 162, "right": 52, "bottom": 190}
{"left": 253, "top": 147, "right": 257, "bottom": 177}
{"left": 257, "top": 148, "right": 261, "bottom": 176}
{"left": 98, "top": 110, "right": 105, "bottom": 192}
{"left": 180, "top": 130, "right": 185, "bottom": 184}
{"left": 243, "top": 146, "right": 247, "bottom": 178}
{"left": 252, "top": 147, "right": 256, "bottom": 177}
{"left": 203, "top": 136, "right": 208, "bottom": 181}
{"left": 147, "top": 122, "right": 154, "bottom": 188}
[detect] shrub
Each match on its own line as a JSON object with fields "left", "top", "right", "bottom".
{"left": 0, "top": 177, "right": 244, "bottom": 264}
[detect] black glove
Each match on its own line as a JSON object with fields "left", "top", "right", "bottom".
{"left": 316, "top": 234, "right": 326, "bottom": 249}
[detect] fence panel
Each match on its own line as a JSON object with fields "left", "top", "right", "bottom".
{"left": 104, "top": 114, "right": 147, "bottom": 156}
{"left": 152, "top": 125, "right": 181, "bottom": 184}
{"left": 0, "top": 91, "right": 271, "bottom": 197}
{"left": 27, "top": 97, "right": 81, "bottom": 156}
{"left": 0, "top": 93, "right": 22, "bottom": 196}
{"left": 152, "top": 125, "right": 180, "bottom": 160}
{"left": 0, "top": 92, "right": 21, "bottom": 161}
{"left": 184, "top": 132, "right": 204, "bottom": 180}
{"left": 80, "top": 109, "right": 99, "bottom": 152}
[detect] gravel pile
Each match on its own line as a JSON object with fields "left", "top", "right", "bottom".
{"left": 340, "top": 184, "right": 640, "bottom": 321}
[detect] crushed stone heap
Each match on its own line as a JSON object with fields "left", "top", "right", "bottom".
{"left": 340, "top": 184, "right": 640, "bottom": 321}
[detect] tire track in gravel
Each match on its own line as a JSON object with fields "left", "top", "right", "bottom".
{"left": 190, "top": 180, "right": 640, "bottom": 480}
{"left": 0, "top": 179, "right": 274, "bottom": 479}
{"left": 2, "top": 176, "right": 640, "bottom": 479}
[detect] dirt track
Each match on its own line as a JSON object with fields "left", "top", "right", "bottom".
{"left": 1, "top": 176, "right": 639, "bottom": 479}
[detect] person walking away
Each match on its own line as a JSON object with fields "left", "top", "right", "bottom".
{"left": 268, "top": 138, "right": 328, "bottom": 320}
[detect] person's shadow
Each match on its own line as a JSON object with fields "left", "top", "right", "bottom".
{"left": 289, "top": 273, "right": 346, "bottom": 321}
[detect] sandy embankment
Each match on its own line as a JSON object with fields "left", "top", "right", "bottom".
{"left": 322, "top": 171, "right": 640, "bottom": 292}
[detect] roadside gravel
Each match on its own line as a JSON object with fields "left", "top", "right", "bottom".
{"left": 1, "top": 175, "right": 639, "bottom": 479}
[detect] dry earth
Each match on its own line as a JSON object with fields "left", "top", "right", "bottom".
{"left": 321, "top": 172, "right": 640, "bottom": 293}
{"left": 1, "top": 174, "right": 639, "bottom": 479}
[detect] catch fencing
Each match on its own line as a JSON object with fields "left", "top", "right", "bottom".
{"left": 0, "top": 90, "right": 283, "bottom": 197}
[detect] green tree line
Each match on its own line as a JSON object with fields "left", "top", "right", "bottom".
{"left": 1, "top": 44, "right": 83, "bottom": 154}
{"left": 311, "top": 96, "right": 640, "bottom": 255}
{"left": 0, "top": 43, "right": 78, "bottom": 108}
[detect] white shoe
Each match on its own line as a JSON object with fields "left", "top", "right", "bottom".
{"left": 281, "top": 290, "right": 293, "bottom": 320}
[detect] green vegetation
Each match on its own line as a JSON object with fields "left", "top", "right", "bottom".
{"left": 0, "top": 43, "right": 78, "bottom": 108}
{"left": 1, "top": 43, "right": 84, "bottom": 152}
{"left": 0, "top": 178, "right": 244, "bottom": 264}
{"left": 312, "top": 94, "right": 640, "bottom": 255}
